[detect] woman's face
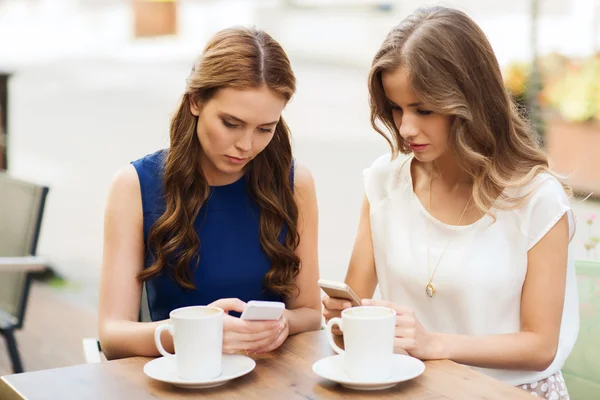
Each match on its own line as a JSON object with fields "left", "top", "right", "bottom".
{"left": 382, "top": 66, "right": 452, "bottom": 163}
{"left": 191, "top": 86, "right": 287, "bottom": 184}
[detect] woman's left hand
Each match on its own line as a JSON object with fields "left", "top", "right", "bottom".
{"left": 251, "top": 314, "right": 290, "bottom": 354}
{"left": 362, "top": 299, "right": 443, "bottom": 360}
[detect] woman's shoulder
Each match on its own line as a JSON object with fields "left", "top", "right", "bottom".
{"left": 509, "top": 172, "right": 574, "bottom": 250}
{"left": 106, "top": 150, "right": 166, "bottom": 210}
{"left": 511, "top": 172, "right": 570, "bottom": 206}
{"left": 131, "top": 149, "right": 167, "bottom": 175}
{"left": 363, "top": 152, "right": 411, "bottom": 205}
{"left": 130, "top": 149, "right": 168, "bottom": 191}
{"left": 292, "top": 160, "right": 317, "bottom": 206}
{"left": 109, "top": 164, "right": 141, "bottom": 197}
{"left": 292, "top": 160, "right": 314, "bottom": 190}
{"left": 127, "top": 150, "right": 168, "bottom": 213}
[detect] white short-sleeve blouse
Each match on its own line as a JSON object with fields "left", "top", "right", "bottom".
{"left": 364, "top": 153, "right": 579, "bottom": 386}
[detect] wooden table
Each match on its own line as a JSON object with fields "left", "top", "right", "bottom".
{"left": 0, "top": 330, "right": 533, "bottom": 399}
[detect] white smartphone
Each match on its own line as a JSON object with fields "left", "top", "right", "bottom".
{"left": 318, "top": 279, "right": 362, "bottom": 307}
{"left": 240, "top": 300, "right": 285, "bottom": 321}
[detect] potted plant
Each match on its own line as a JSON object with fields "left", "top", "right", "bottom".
{"left": 503, "top": 61, "right": 545, "bottom": 142}
{"left": 504, "top": 62, "right": 530, "bottom": 110}
{"left": 131, "top": 0, "right": 178, "bottom": 39}
{"left": 539, "top": 54, "right": 600, "bottom": 196}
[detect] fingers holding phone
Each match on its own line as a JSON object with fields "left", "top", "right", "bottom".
{"left": 222, "top": 315, "right": 282, "bottom": 354}
{"left": 318, "top": 279, "right": 362, "bottom": 307}
{"left": 322, "top": 295, "right": 352, "bottom": 318}
{"left": 210, "top": 299, "right": 286, "bottom": 354}
{"left": 318, "top": 279, "right": 362, "bottom": 335}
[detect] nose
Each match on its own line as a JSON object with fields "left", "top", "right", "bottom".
{"left": 398, "top": 113, "right": 419, "bottom": 142}
{"left": 235, "top": 129, "right": 253, "bottom": 153}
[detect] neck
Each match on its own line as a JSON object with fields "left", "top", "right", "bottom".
{"left": 429, "top": 152, "right": 472, "bottom": 190}
{"left": 199, "top": 156, "right": 245, "bottom": 187}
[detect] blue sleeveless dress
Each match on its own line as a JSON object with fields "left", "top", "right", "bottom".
{"left": 132, "top": 150, "right": 290, "bottom": 321}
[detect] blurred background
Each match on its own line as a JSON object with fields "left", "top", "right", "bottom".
{"left": 1, "top": 0, "right": 599, "bottom": 392}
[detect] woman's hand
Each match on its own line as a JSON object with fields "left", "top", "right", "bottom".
{"left": 209, "top": 298, "right": 284, "bottom": 354}
{"left": 322, "top": 295, "right": 353, "bottom": 335}
{"left": 362, "top": 299, "right": 443, "bottom": 359}
{"left": 252, "top": 313, "right": 290, "bottom": 354}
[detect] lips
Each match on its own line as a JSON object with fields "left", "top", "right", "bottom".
{"left": 225, "top": 155, "right": 248, "bottom": 165}
{"left": 409, "top": 143, "right": 428, "bottom": 152}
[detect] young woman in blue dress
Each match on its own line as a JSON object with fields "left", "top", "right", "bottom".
{"left": 98, "top": 27, "right": 322, "bottom": 360}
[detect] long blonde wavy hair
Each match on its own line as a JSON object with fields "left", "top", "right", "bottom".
{"left": 138, "top": 27, "right": 301, "bottom": 299}
{"left": 368, "top": 6, "right": 570, "bottom": 214}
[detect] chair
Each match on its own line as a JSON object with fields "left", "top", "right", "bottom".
{"left": 562, "top": 260, "right": 600, "bottom": 400}
{"left": 82, "top": 283, "right": 151, "bottom": 363}
{"left": 0, "top": 172, "right": 49, "bottom": 373}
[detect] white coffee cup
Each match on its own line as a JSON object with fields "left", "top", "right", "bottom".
{"left": 326, "top": 306, "right": 396, "bottom": 382}
{"left": 154, "top": 305, "right": 224, "bottom": 381}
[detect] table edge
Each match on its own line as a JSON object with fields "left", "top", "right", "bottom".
{"left": 0, "top": 376, "right": 26, "bottom": 400}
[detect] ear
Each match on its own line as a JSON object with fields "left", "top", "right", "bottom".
{"left": 189, "top": 98, "right": 202, "bottom": 116}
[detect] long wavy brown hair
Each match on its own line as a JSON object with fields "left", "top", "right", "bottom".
{"left": 138, "top": 27, "right": 301, "bottom": 298}
{"left": 368, "top": 6, "right": 570, "bottom": 214}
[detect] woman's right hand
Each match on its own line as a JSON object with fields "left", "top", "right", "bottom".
{"left": 209, "top": 298, "right": 283, "bottom": 354}
{"left": 322, "top": 295, "right": 353, "bottom": 335}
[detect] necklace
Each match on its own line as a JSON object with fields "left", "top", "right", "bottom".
{"left": 425, "top": 168, "right": 472, "bottom": 297}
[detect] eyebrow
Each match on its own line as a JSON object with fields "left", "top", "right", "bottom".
{"left": 221, "top": 113, "right": 279, "bottom": 126}
{"left": 386, "top": 100, "right": 422, "bottom": 108}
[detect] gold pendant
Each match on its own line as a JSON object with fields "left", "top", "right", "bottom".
{"left": 426, "top": 283, "right": 435, "bottom": 297}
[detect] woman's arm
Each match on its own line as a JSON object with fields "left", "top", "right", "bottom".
{"left": 283, "top": 163, "right": 323, "bottom": 336}
{"left": 345, "top": 194, "right": 379, "bottom": 299}
{"left": 98, "top": 165, "right": 171, "bottom": 360}
{"left": 323, "top": 194, "right": 379, "bottom": 325}
{"left": 435, "top": 214, "right": 569, "bottom": 370}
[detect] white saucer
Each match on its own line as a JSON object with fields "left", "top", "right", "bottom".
{"left": 312, "top": 354, "right": 425, "bottom": 391}
{"left": 143, "top": 354, "right": 256, "bottom": 389}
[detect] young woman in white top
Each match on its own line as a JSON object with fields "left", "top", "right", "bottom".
{"left": 323, "top": 7, "right": 578, "bottom": 399}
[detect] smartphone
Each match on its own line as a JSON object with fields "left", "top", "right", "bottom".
{"left": 318, "top": 279, "right": 362, "bottom": 307}
{"left": 240, "top": 300, "right": 285, "bottom": 321}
